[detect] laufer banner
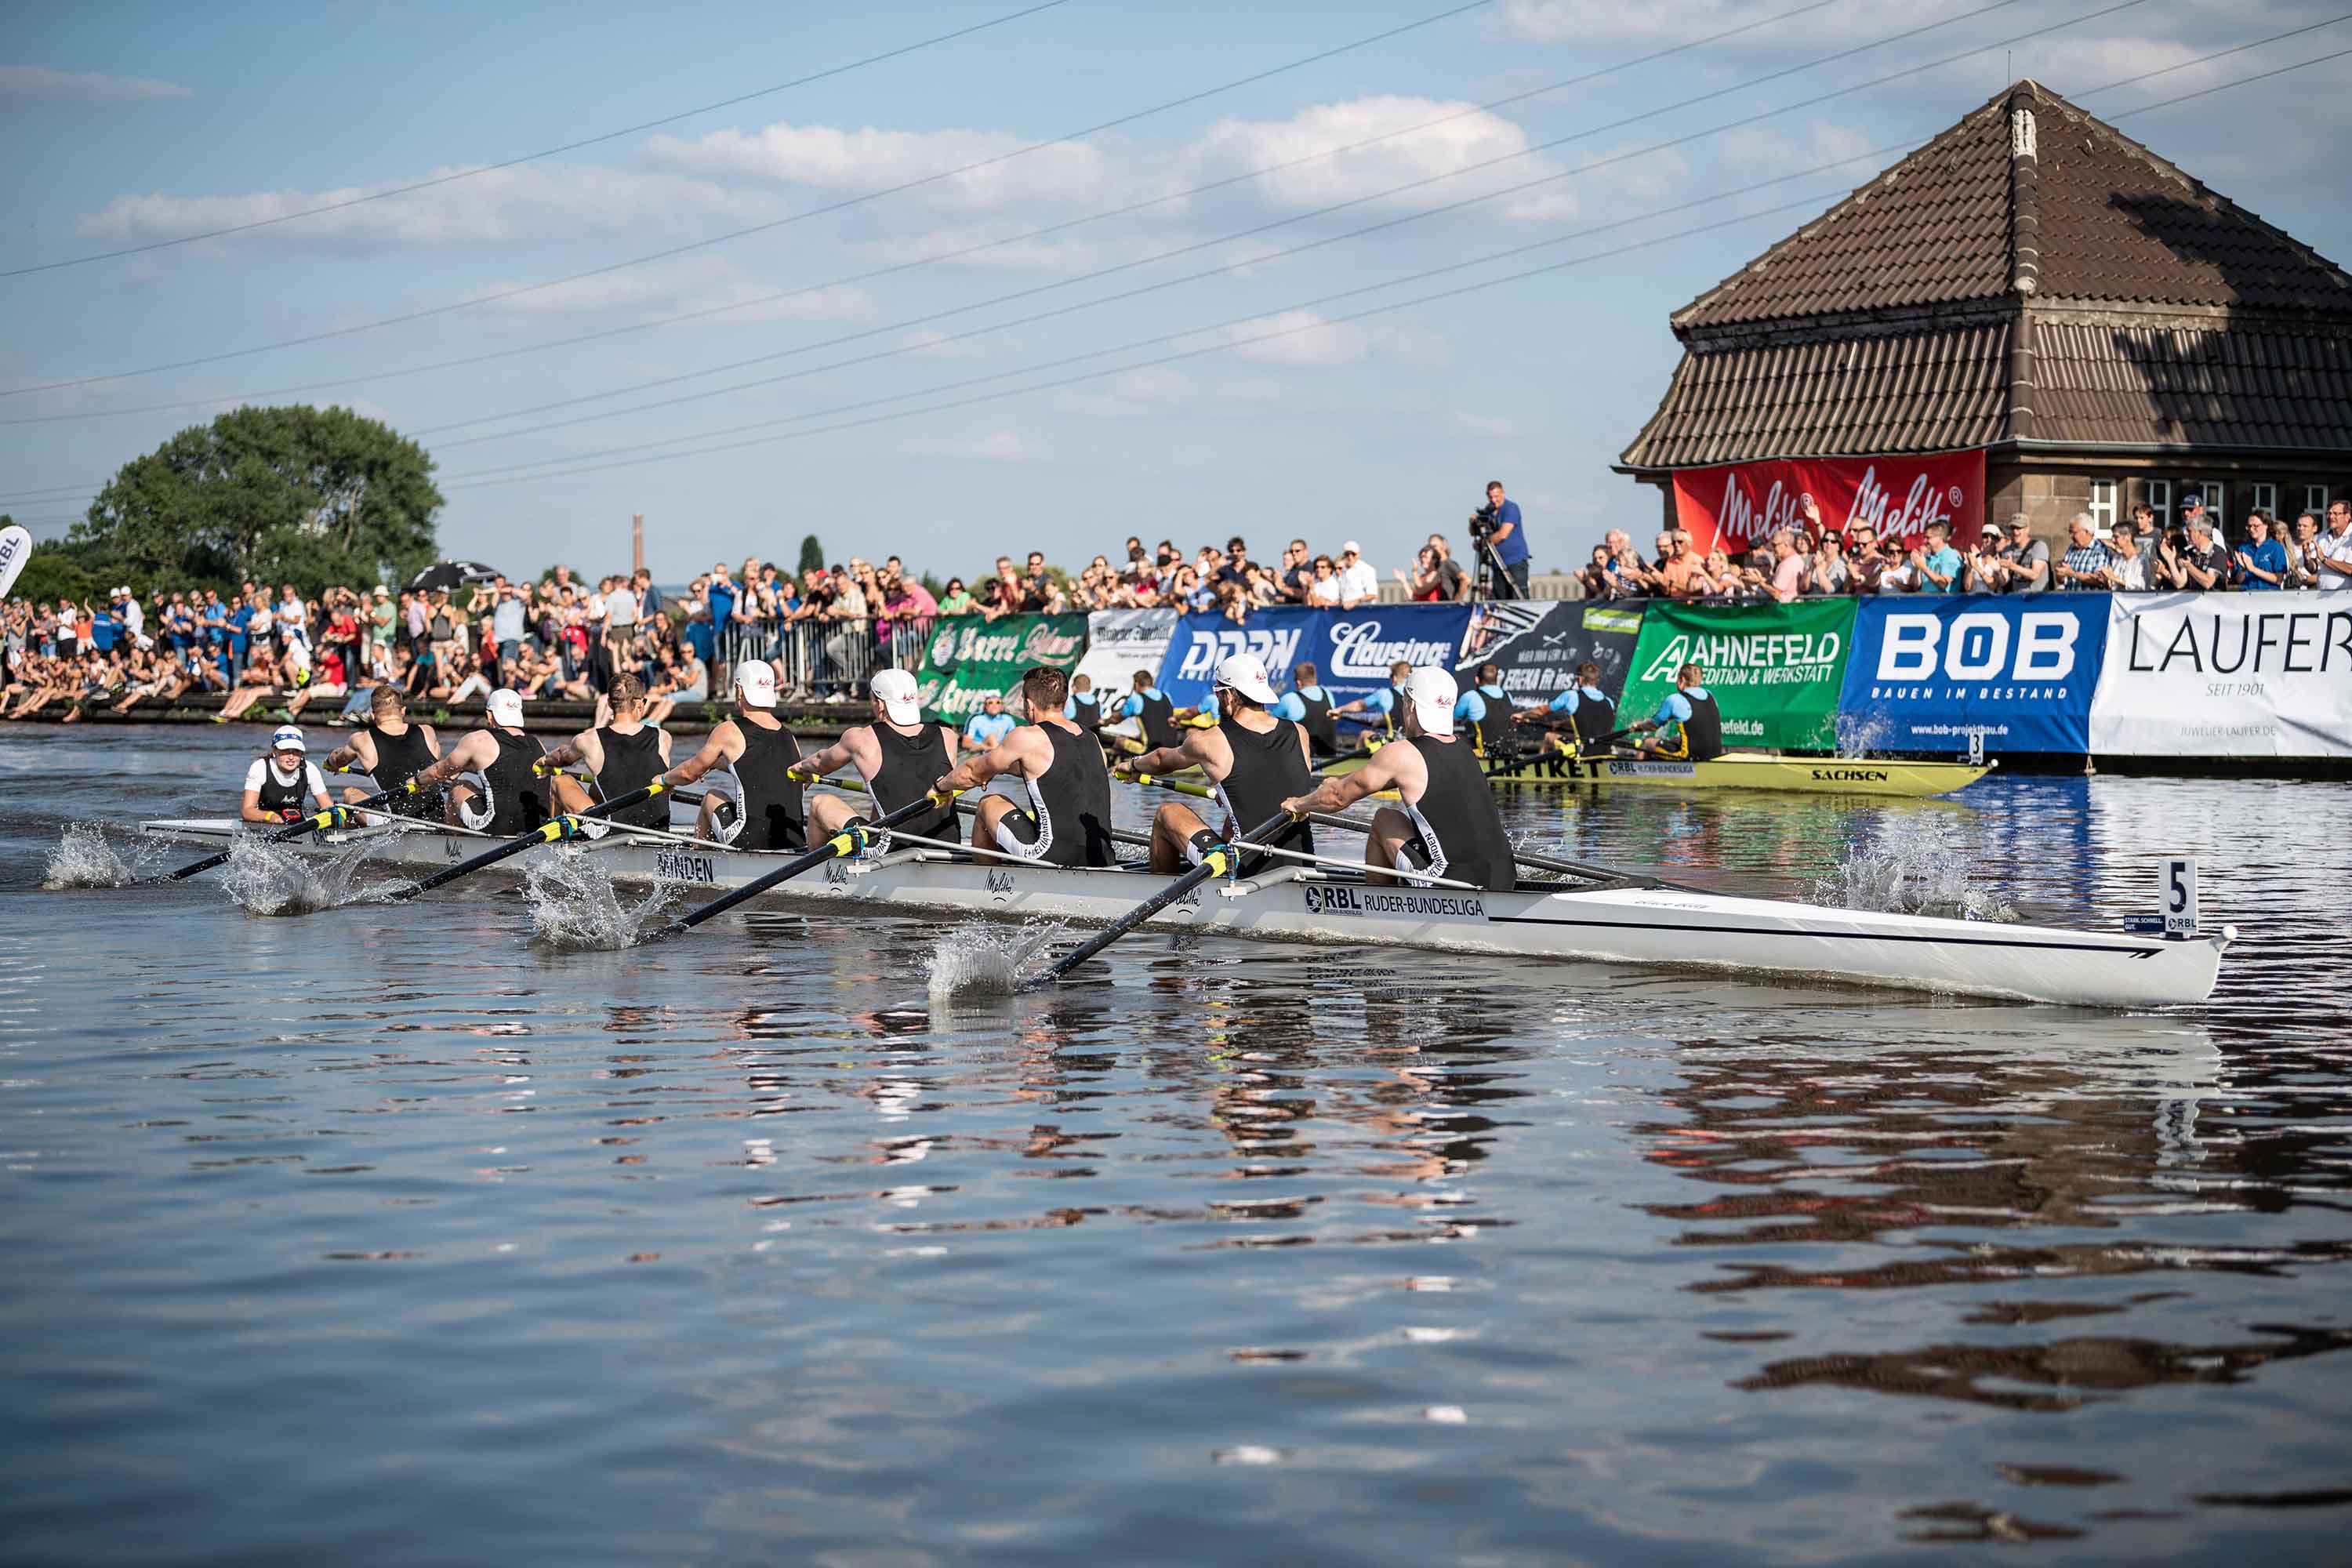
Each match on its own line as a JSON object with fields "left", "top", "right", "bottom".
{"left": 1839, "top": 594, "right": 2110, "bottom": 754}
{"left": 1153, "top": 605, "right": 1475, "bottom": 709}
{"left": 1074, "top": 608, "right": 1180, "bottom": 696}
{"left": 1455, "top": 600, "right": 1645, "bottom": 704}
{"left": 2088, "top": 591, "right": 2352, "bottom": 758}
{"left": 1618, "top": 599, "right": 1855, "bottom": 750}
{"left": 913, "top": 613, "right": 1088, "bottom": 720}
{"left": 1670, "top": 449, "right": 1987, "bottom": 556}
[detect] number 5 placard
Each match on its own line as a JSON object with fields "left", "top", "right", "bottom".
{"left": 2160, "top": 858, "right": 2198, "bottom": 937}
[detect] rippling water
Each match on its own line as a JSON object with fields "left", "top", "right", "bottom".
{"left": 2, "top": 727, "right": 2347, "bottom": 1563}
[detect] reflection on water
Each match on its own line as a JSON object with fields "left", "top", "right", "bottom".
{"left": 0, "top": 728, "right": 2347, "bottom": 1563}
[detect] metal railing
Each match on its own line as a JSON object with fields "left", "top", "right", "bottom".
{"left": 712, "top": 615, "right": 934, "bottom": 698}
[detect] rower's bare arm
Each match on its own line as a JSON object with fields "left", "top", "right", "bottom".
{"left": 419, "top": 724, "right": 441, "bottom": 757}
{"left": 539, "top": 734, "right": 592, "bottom": 774}
{"left": 793, "top": 728, "right": 873, "bottom": 782}
{"left": 1288, "top": 746, "right": 1402, "bottom": 815}
{"left": 663, "top": 725, "right": 737, "bottom": 786}
{"left": 1119, "top": 742, "right": 1196, "bottom": 777}
{"left": 323, "top": 736, "right": 368, "bottom": 772}
{"left": 238, "top": 789, "right": 272, "bottom": 824}
{"left": 939, "top": 728, "right": 1039, "bottom": 794}
{"left": 411, "top": 732, "right": 484, "bottom": 789}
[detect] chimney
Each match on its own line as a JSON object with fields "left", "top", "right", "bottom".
{"left": 632, "top": 513, "right": 644, "bottom": 577}
{"left": 2003, "top": 85, "right": 2040, "bottom": 444}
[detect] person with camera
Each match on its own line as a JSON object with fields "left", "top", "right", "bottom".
{"left": 1474, "top": 480, "right": 1531, "bottom": 597}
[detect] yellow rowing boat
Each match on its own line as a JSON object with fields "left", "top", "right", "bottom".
{"left": 1320, "top": 748, "right": 1990, "bottom": 797}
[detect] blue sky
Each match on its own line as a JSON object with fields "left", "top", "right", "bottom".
{"left": 4, "top": 0, "right": 2347, "bottom": 583}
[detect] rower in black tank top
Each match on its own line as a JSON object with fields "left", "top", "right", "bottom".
{"left": 734, "top": 717, "right": 806, "bottom": 852}
{"left": 1294, "top": 688, "right": 1338, "bottom": 756}
{"left": 1571, "top": 691, "right": 1617, "bottom": 750}
{"left": 1679, "top": 689, "right": 1726, "bottom": 762}
{"left": 594, "top": 724, "right": 669, "bottom": 829}
{"left": 1214, "top": 717, "right": 1314, "bottom": 875}
{"left": 366, "top": 721, "right": 437, "bottom": 815}
{"left": 481, "top": 730, "right": 550, "bottom": 835}
{"left": 1068, "top": 690, "right": 1103, "bottom": 730}
{"left": 1009, "top": 724, "right": 1114, "bottom": 867}
{"left": 1472, "top": 685, "right": 1516, "bottom": 757}
{"left": 1406, "top": 734, "right": 1515, "bottom": 891}
{"left": 871, "top": 720, "right": 958, "bottom": 844}
{"left": 1134, "top": 690, "right": 1180, "bottom": 750}
{"left": 254, "top": 762, "right": 308, "bottom": 818}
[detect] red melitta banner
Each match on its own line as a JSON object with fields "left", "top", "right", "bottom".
{"left": 1668, "top": 450, "right": 1987, "bottom": 555}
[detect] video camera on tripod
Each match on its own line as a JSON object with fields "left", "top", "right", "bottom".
{"left": 1466, "top": 494, "right": 1519, "bottom": 600}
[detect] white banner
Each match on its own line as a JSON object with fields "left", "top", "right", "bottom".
{"left": 1075, "top": 608, "right": 1179, "bottom": 695}
{"left": 2089, "top": 592, "right": 2352, "bottom": 757}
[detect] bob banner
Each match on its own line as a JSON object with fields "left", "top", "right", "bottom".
{"left": 1839, "top": 595, "right": 2109, "bottom": 753}
{"left": 1669, "top": 449, "right": 1987, "bottom": 556}
{"left": 2088, "top": 592, "right": 2352, "bottom": 758}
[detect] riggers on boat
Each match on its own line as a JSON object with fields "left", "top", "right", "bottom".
{"left": 140, "top": 817, "right": 2230, "bottom": 1008}
{"left": 1328, "top": 749, "right": 1993, "bottom": 797}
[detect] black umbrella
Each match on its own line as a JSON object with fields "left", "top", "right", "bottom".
{"left": 405, "top": 560, "right": 502, "bottom": 593}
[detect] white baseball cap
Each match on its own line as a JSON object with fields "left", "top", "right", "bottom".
{"left": 1341, "top": 540, "right": 1362, "bottom": 556}
{"left": 1406, "top": 666, "right": 1457, "bottom": 736}
{"left": 270, "top": 723, "right": 307, "bottom": 753}
{"left": 487, "top": 688, "right": 526, "bottom": 727}
{"left": 733, "top": 661, "right": 777, "bottom": 709}
{"left": 871, "top": 668, "right": 922, "bottom": 726}
{"left": 1214, "top": 652, "right": 1279, "bottom": 705}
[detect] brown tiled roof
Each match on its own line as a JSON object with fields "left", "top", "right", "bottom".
{"left": 1675, "top": 81, "right": 2352, "bottom": 330}
{"left": 1620, "top": 322, "right": 2007, "bottom": 467}
{"left": 2033, "top": 320, "right": 2352, "bottom": 449}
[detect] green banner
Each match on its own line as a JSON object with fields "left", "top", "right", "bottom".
{"left": 1618, "top": 599, "right": 1856, "bottom": 750}
{"left": 913, "top": 613, "right": 1090, "bottom": 721}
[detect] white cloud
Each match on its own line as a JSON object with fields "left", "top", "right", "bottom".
{"left": 1190, "top": 96, "right": 1578, "bottom": 220}
{"left": 1716, "top": 119, "right": 1882, "bottom": 180}
{"left": 0, "top": 66, "right": 191, "bottom": 104}
{"left": 475, "top": 255, "right": 871, "bottom": 322}
{"left": 1207, "top": 310, "right": 1451, "bottom": 370}
{"left": 643, "top": 123, "right": 1116, "bottom": 212}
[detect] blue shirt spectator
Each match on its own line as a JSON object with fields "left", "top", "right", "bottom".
{"left": 2237, "top": 532, "right": 2289, "bottom": 590}
{"left": 1487, "top": 495, "right": 1528, "bottom": 565}
{"left": 708, "top": 575, "right": 736, "bottom": 639}
{"left": 964, "top": 706, "right": 1016, "bottom": 748}
{"left": 1918, "top": 539, "right": 1964, "bottom": 593}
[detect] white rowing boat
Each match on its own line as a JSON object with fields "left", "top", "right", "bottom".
{"left": 139, "top": 816, "right": 2230, "bottom": 1008}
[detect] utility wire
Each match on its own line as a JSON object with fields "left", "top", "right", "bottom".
{"left": 0, "top": 0, "right": 1848, "bottom": 427}
{"left": 2, "top": 2, "right": 1076, "bottom": 278}
{"left": 0, "top": 0, "right": 1494, "bottom": 394}
{"left": 439, "top": 42, "right": 2352, "bottom": 492}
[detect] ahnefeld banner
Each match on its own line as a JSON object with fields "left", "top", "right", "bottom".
{"left": 1618, "top": 599, "right": 1855, "bottom": 750}
{"left": 912, "top": 613, "right": 1088, "bottom": 720}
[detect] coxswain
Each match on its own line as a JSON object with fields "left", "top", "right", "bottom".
{"left": 1116, "top": 668, "right": 1182, "bottom": 751}
{"left": 962, "top": 690, "right": 1017, "bottom": 750}
{"left": 1064, "top": 673, "right": 1105, "bottom": 731}
{"left": 660, "top": 661, "right": 806, "bottom": 851}
{"left": 1274, "top": 661, "right": 1340, "bottom": 758}
{"left": 535, "top": 673, "right": 675, "bottom": 829}
{"left": 1115, "top": 652, "right": 1313, "bottom": 875}
{"left": 1332, "top": 659, "right": 1414, "bottom": 745}
{"left": 1279, "top": 667, "right": 1515, "bottom": 891}
{"left": 1523, "top": 661, "right": 1617, "bottom": 753}
{"left": 241, "top": 724, "right": 334, "bottom": 824}
{"left": 408, "top": 688, "right": 550, "bottom": 833}
{"left": 793, "top": 668, "right": 961, "bottom": 845}
{"left": 1628, "top": 663, "right": 1725, "bottom": 760}
{"left": 321, "top": 685, "right": 441, "bottom": 817}
{"left": 933, "top": 665, "right": 1114, "bottom": 867}
{"left": 1454, "top": 662, "right": 1517, "bottom": 756}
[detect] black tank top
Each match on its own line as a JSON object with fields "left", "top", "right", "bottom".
{"left": 1068, "top": 691, "right": 1102, "bottom": 729}
{"left": 365, "top": 721, "right": 437, "bottom": 817}
{"left": 1385, "top": 684, "right": 1410, "bottom": 735}
{"left": 1029, "top": 723, "right": 1114, "bottom": 868}
{"left": 733, "top": 717, "right": 805, "bottom": 852}
{"left": 1472, "top": 686, "right": 1515, "bottom": 756}
{"left": 1214, "top": 716, "right": 1314, "bottom": 875}
{"left": 1134, "top": 691, "right": 1180, "bottom": 750}
{"left": 1679, "top": 690, "right": 1726, "bottom": 761}
{"left": 1570, "top": 689, "right": 1617, "bottom": 748}
{"left": 482, "top": 728, "right": 550, "bottom": 836}
{"left": 1293, "top": 688, "right": 1338, "bottom": 755}
{"left": 1406, "top": 734, "right": 1515, "bottom": 891}
{"left": 255, "top": 760, "right": 309, "bottom": 816}
{"left": 871, "top": 720, "right": 958, "bottom": 845}
{"left": 595, "top": 724, "right": 668, "bottom": 828}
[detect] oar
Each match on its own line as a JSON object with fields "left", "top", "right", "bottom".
{"left": 659, "top": 789, "right": 953, "bottom": 934}
{"left": 162, "top": 782, "right": 415, "bottom": 881}
{"left": 1022, "top": 811, "right": 1294, "bottom": 989}
{"left": 391, "top": 781, "right": 672, "bottom": 900}
{"left": 1483, "top": 724, "right": 1639, "bottom": 777}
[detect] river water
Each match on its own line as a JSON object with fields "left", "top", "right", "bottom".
{"left": 2, "top": 727, "right": 2347, "bottom": 1564}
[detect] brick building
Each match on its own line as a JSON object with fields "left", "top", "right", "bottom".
{"left": 1617, "top": 79, "right": 2352, "bottom": 545}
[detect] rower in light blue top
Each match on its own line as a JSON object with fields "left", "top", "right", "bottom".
{"left": 963, "top": 691, "right": 1017, "bottom": 749}
{"left": 1451, "top": 662, "right": 1516, "bottom": 753}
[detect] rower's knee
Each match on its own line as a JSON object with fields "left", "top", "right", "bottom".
{"left": 809, "top": 793, "right": 855, "bottom": 833}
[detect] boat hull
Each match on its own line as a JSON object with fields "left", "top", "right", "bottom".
{"left": 1322, "top": 750, "right": 1988, "bottom": 797}
{"left": 139, "top": 818, "right": 2226, "bottom": 1008}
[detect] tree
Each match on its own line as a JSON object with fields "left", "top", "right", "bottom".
{"left": 797, "top": 534, "right": 826, "bottom": 575}
{"left": 72, "top": 405, "right": 441, "bottom": 595}
{"left": 0, "top": 517, "right": 100, "bottom": 606}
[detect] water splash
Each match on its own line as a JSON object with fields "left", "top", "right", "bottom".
{"left": 222, "top": 834, "right": 405, "bottom": 916}
{"left": 1813, "top": 815, "right": 2018, "bottom": 922}
{"left": 1833, "top": 712, "right": 1893, "bottom": 759}
{"left": 42, "top": 823, "right": 137, "bottom": 889}
{"left": 521, "top": 852, "right": 680, "bottom": 950}
{"left": 926, "top": 920, "right": 1065, "bottom": 1000}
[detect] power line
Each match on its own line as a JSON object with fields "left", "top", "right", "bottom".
{"left": 439, "top": 42, "right": 2352, "bottom": 493}
{"left": 0, "top": 0, "right": 1849, "bottom": 429}
{"left": 2, "top": 2, "right": 1076, "bottom": 278}
{"left": 0, "top": 0, "right": 1495, "bottom": 396}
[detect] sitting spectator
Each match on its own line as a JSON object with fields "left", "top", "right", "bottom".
{"left": 2053, "top": 514, "right": 2111, "bottom": 590}
{"left": 2234, "top": 511, "right": 2288, "bottom": 590}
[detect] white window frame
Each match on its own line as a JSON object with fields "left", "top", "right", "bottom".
{"left": 2088, "top": 480, "right": 2118, "bottom": 527}
{"left": 2310, "top": 484, "right": 2333, "bottom": 519}
{"left": 2143, "top": 478, "right": 2171, "bottom": 525}
{"left": 2249, "top": 482, "right": 2277, "bottom": 521}
{"left": 2194, "top": 480, "right": 2226, "bottom": 519}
